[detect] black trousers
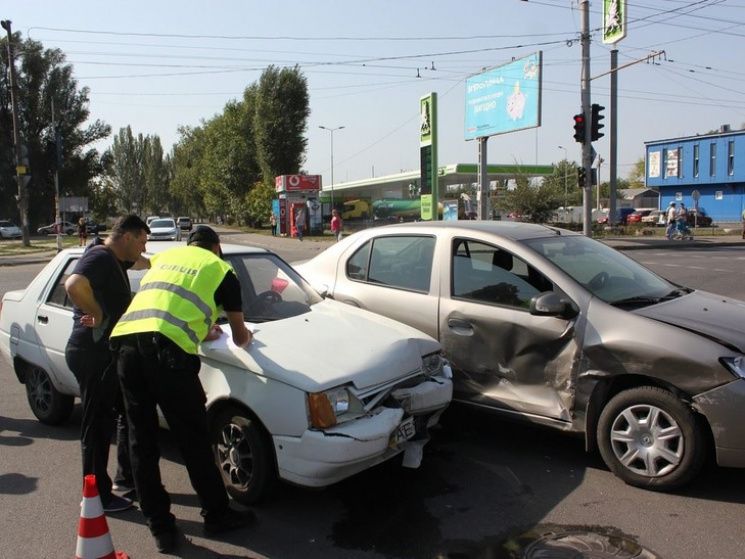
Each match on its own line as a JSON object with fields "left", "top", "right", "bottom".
{"left": 65, "top": 342, "right": 132, "bottom": 505}
{"left": 115, "top": 333, "right": 229, "bottom": 535}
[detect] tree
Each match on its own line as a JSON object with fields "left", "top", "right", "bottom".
{"left": 107, "top": 126, "right": 147, "bottom": 214}
{"left": 0, "top": 32, "right": 110, "bottom": 227}
{"left": 499, "top": 173, "right": 563, "bottom": 223}
{"left": 254, "top": 65, "right": 310, "bottom": 179}
{"left": 628, "top": 157, "right": 646, "bottom": 188}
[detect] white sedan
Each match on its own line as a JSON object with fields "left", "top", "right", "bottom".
{"left": 147, "top": 218, "right": 182, "bottom": 241}
{"left": 0, "top": 243, "right": 452, "bottom": 503}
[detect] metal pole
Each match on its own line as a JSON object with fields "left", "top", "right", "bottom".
{"left": 1, "top": 20, "right": 30, "bottom": 247}
{"left": 609, "top": 49, "right": 618, "bottom": 226}
{"left": 580, "top": 1, "right": 593, "bottom": 237}
{"left": 319, "top": 125, "right": 345, "bottom": 213}
{"left": 558, "top": 145, "right": 568, "bottom": 209}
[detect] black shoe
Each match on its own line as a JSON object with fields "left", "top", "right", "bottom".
{"left": 102, "top": 495, "right": 134, "bottom": 513}
{"left": 204, "top": 508, "right": 256, "bottom": 537}
{"left": 153, "top": 526, "right": 179, "bottom": 554}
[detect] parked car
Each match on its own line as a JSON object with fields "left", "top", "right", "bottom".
{"left": 625, "top": 209, "right": 654, "bottom": 224}
{"left": 0, "top": 220, "right": 22, "bottom": 239}
{"left": 38, "top": 221, "right": 76, "bottom": 236}
{"left": 641, "top": 210, "right": 667, "bottom": 227}
{"left": 85, "top": 219, "right": 107, "bottom": 235}
{"left": 147, "top": 218, "right": 182, "bottom": 241}
{"left": 146, "top": 215, "right": 160, "bottom": 227}
{"left": 597, "top": 207, "right": 636, "bottom": 225}
{"left": 296, "top": 221, "right": 745, "bottom": 491}
{"left": 0, "top": 243, "right": 452, "bottom": 503}
{"left": 687, "top": 208, "right": 713, "bottom": 227}
{"left": 177, "top": 216, "right": 193, "bottom": 232}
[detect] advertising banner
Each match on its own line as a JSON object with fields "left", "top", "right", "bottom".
{"left": 464, "top": 52, "right": 542, "bottom": 141}
{"left": 275, "top": 174, "right": 323, "bottom": 193}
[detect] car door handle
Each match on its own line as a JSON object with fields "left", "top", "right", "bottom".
{"left": 448, "top": 318, "right": 473, "bottom": 333}
{"left": 37, "top": 315, "right": 49, "bottom": 324}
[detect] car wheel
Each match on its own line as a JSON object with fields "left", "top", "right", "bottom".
{"left": 212, "top": 407, "right": 275, "bottom": 505}
{"left": 24, "top": 365, "right": 75, "bottom": 425}
{"left": 598, "top": 386, "right": 705, "bottom": 491}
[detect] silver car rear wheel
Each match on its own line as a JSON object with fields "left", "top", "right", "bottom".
{"left": 598, "top": 386, "right": 705, "bottom": 491}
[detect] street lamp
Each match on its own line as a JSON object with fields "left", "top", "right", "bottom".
{"left": 319, "top": 125, "right": 345, "bottom": 211}
{"left": 558, "top": 145, "right": 568, "bottom": 210}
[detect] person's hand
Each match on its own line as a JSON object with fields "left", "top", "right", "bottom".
{"left": 204, "top": 323, "right": 223, "bottom": 341}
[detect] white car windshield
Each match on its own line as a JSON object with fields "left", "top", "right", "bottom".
{"left": 151, "top": 219, "right": 175, "bottom": 228}
{"left": 223, "top": 253, "right": 324, "bottom": 323}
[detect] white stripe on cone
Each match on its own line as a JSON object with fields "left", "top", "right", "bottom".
{"left": 76, "top": 475, "right": 128, "bottom": 559}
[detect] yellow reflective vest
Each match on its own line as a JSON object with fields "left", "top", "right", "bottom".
{"left": 111, "top": 246, "right": 233, "bottom": 354}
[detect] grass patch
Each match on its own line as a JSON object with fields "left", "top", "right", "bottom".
{"left": 0, "top": 235, "right": 81, "bottom": 256}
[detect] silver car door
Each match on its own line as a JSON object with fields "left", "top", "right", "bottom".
{"left": 440, "top": 238, "right": 577, "bottom": 424}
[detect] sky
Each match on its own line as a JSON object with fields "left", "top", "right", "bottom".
{"left": 7, "top": 0, "right": 745, "bottom": 187}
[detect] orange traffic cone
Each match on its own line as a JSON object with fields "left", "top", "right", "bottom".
{"left": 75, "top": 475, "right": 130, "bottom": 559}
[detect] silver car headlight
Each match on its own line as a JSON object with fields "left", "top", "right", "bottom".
{"left": 308, "top": 387, "right": 350, "bottom": 428}
{"left": 722, "top": 356, "right": 745, "bottom": 379}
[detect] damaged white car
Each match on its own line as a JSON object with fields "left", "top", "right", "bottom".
{"left": 0, "top": 244, "right": 452, "bottom": 503}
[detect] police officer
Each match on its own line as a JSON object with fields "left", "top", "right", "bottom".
{"left": 111, "top": 225, "right": 252, "bottom": 554}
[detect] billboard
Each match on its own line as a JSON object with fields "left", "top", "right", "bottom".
{"left": 603, "top": 0, "right": 627, "bottom": 44}
{"left": 274, "top": 174, "right": 322, "bottom": 193}
{"left": 464, "top": 52, "right": 542, "bottom": 141}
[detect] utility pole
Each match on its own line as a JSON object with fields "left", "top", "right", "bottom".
{"left": 1, "top": 20, "right": 30, "bottom": 246}
{"left": 580, "top": 1, "right": 593, "bottom": 237}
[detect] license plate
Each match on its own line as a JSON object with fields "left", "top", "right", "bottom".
{"left": 390, "top": 416, "right": 416, "bottom": 447}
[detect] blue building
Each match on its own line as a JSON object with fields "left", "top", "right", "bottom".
{"left": 645, "top": 126, "right": 745, "bottom": 223}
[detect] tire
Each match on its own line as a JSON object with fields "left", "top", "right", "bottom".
{"left": 598, "top": 386, "right": 706, "bottom": 491}
{"left": 212, "top": 407, "right": 275, "bottom": 505}
{"left": 24, "top": 365, "right": 75, "bottom": 425}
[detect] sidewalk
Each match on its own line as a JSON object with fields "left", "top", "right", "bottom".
{"left": 1, "top": 231, "right": 744, "bottom": 268}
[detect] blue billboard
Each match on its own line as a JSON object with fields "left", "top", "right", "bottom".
{"left": 464, "top": 52, "right": 542, "bottom": 141}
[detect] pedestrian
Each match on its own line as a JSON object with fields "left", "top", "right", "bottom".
{"left": 676, "top": 202, "right": 688, "bottom": 237}
{"left": 665, "top": 201, "right": 677, "bottom": 240}
{"left": 295, "top": 209, "right": 304, "bottom": 241}
{"left": 330, "top": 209, "right": 343, "bottom": 242}
{"left": 78, "top": 216, "right": 88, "bottom": 246}
{"left": 269, "top": 211, "right": 277, "bottom": 237}
{"left": 110, "top": 225, "right": 254, "bottom": 554}
{"left": 64, "top": 215, "right": 151, "bottom": 514}
{"left": 741, "top": 208, "right": 745, "bottom": 239}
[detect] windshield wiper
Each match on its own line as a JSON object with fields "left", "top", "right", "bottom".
{"left": 611, "top": 288, "right": 691, "bottom": 308}
{"left": 610, "top": 296, "right": 662, "bottom": 308}
{"left": 659, "top": 287, "right": 692, "bottom": 301}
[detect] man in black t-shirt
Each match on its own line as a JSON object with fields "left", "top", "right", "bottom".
{"left": 64, "top": 215, "right": 150, "bottom": 513}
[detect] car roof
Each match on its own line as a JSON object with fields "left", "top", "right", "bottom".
{"left": 62, "top": 241, "right": 271, "bottom": 259}
{"left": 360, "top": 220, "right": 581, "bottom": 242}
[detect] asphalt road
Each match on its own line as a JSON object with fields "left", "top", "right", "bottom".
{"left": 1, "top": 242, "right": 744, "bottom": 558}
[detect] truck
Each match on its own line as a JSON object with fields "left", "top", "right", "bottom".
{"left": 341, "top": 199, "right": 371, "bottom": 220}
{"left": 372, "top": 198, "right": 458, "bottom": 222}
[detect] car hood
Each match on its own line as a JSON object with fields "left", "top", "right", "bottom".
{"left": 200, "top": 299, "right": 441, "bottom": 393}
{"left": 150, "top": 226, "right": 177, "bottom": 232}
{"left": 633, "top": 290, "right": 745, "bottom": 352}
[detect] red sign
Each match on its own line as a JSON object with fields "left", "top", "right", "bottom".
{"left": 275, "top": 174, "right": 323, "bottom": 192}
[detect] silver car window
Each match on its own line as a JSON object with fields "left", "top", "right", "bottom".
{"left": 347, "top": 236, "right": 435, "bottom": 293}
{"left": 452, "top": 239, "right": 545, "bottom": 309}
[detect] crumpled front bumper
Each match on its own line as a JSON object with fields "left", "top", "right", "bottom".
{"left": 694, "top": 378, "right": 745, "bottom": 468}
{"left": 273, "top": 377, "right": 453, "bottom": 488}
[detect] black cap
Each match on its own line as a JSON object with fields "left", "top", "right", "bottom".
{"left": 187, "top": 225, "right": 220, "bottom": 246}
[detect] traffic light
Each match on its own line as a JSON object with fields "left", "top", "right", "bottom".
{"left": 577, "top": 167, "right": 587, "bottom": 188}
{"left": 591, "top": 104, "right": 605, "bottom": 141}
{"left": 573, "top": 113, "right": 585, "bottom": 143}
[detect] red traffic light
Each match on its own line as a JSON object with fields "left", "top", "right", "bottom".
{"left": 573, "top": 113, "right": 586, "bottom": 143}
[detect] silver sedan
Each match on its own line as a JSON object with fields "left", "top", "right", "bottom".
{"left": 297, "top": 221, "right": 745, "bottom": 491}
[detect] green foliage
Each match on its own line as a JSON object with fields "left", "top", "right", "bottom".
{"left": 244, "top": 181, "right": 276, "bottom": 227}
{"left": 254, "top": 66, "right": 310, "bottom": 178}
{"left": 499, "top": 174, "right": 563, "bottom": 223}
{"left": 0, "top": 32, "right": 110, "bottom": 226}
